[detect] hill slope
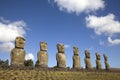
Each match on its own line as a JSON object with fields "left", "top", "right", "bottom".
{"left": 0, "top": 68, "right": 120, "bottom": 80}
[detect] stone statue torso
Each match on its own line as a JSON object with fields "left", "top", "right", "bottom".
{"left": 11, "top": 48, "right": 25, "bottom": 65}
{"left": 36, "top": 42, "right": 48, "bottom": 67}
{"left": 56, "top": 43, "right": 66, "bottom": 68}
{"left": 37, "top": 51, "right": 48, "bottom": 66}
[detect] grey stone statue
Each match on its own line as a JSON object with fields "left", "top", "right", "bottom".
{"left": 96, "top": 52, "right": 102, "bottom": 69}
{"left": 84, "top": 50, "right": 92, "bottom": 69}
{"left": 72, "top": 46, "right": 81, "bottom": 69}
{"left": 10, "top": 36, "right": 26, "bottom": 66}
{"left": 56, "top": 43, "right": 66, "bottom": 68}
{"left": 36, "top": 42, "right": 48, "bottom": 67}
{"left": 103, "top": 54, "right": 110, "bottom": 70}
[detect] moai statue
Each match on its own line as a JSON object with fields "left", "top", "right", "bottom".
{"left": 96, "top": 52, "right": 102, "bottom": 69}
{"left": 84, "top": 50, "right": 92, "bottom": 69}
{"left": 36, "top": 42, "right": 48, "bottom": 67}
{"left": 56, "top": 43, "right": 66, "bottom": 68}
{"left": 72, "top": 46, "right": 81, "bottom": 69}
{"left": 10, "top": 36, "right": 26, "bottom": 66}
{"left": 103, "top": 54, "right": 110, "bottom": 70}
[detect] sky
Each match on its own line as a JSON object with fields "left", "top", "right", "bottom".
{"left": 0, "top": 0, "right": 120, "bottom": 68}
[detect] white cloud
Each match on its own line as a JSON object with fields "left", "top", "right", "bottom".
{"left": 0, "top": 42, "right": 14, "bottom": 52}
{"left": 0, "top": 17, "right": 10, "bottom": 23}
{"left": 0, "top": 21, "right": 26, "bottom": 42}
{"left": 86, "top": 14, "right": 120, "bottom": 36}
{"left": 52, "top": 0, "right": 105, "bottom": 14}
{"left": 64, "top": 44, "right": 70, "bottom": 49}
{"left": 108, "top": 37, "right": 120, "bottom": 45}
{"left": 0, "top": 17, "right": 26, "bottom": 52}
{"left": 25, "top": 53, "right": 34, "bottom": 60}
{"left": 86, "top": 13, "right": 120, "bottom": 45}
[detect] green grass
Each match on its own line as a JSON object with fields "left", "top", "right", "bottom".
{"left": 0, "top": 69, "right": 120, "bottom": 80}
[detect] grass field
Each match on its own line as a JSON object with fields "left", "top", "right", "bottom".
{"left": 0, "top": 67, "right": 120, "bottom": 80}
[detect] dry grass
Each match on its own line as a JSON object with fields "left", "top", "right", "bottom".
{"left": 0, "top": 68, "right": 120, "bottom": 80}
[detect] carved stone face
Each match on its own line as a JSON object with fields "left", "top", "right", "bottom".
{"left": 103, "top": 54, "right": 108, "bottom": 61}
{"left": 73, "top": 46, "right": 79, "bottom": 55}
{"left": 40, "top": 42, "right": 47, "bottom": 51}
{"left": 85, "top": 50, "right": 90, "bottom": 58}
{"left": 57, "top": 44, "right": 64, "bottom": 53}
{"left": 15, "top": 36, "right": 25, "bottom": 49}
{"left": 96, "top": 53, "right": 101, "bottom": 60}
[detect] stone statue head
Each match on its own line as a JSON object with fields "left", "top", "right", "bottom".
{"left": 57, "top": 43, "right": 64, "bottom": 53}
{"left": 73, "top": 46, "right": 79, "bottom": 55}
{"left": 85, "top": 50, "right": 90, "bottom": 58}
{"left": 96, "top": 52, "right": 101, "bottom": 60}
{"left": 15, "top": 36, "right": 25, "bottom": 49}
{"left": 40, "top": 42, "right": 47, "bottom": 51}
{"left": 103, "top": 54, "right": 108, "bottom": 61}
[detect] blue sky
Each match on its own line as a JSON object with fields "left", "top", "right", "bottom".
{"left": 0, "top": 0, "right": 120, "bottom": 68}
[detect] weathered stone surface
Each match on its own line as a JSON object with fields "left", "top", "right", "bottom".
{"left": 84, "top": 50, "right": 92, "bottom": 69}
{"left": 15, "top": 36, "right": 25, "bottom": 49}
{"left": 84, "top": 58, "right": 92, "bottom": 69}
{"left": 57, "top": 43, "right": 64, "bottom": 53}
{"left": 11, "top": 36, "right": 26, "bottom": 66}
{"left": 40, "top": 42, "right": 47, "bottom": 51}
{"left": 56, "top": 44, "right": 66, "bottom": 68}
{"left": 85, "top": 50, "right": 90, "bottom": 58}
{"left": 96, "top": 53, "right": 102, "bottom": 69}
{"left": 103, "top": 54, "right": 110, "bottom": 70}
{"left": 11, "top": 48, "right": 26, "bottom": 66}
{"left": 36, "top": 42, "right": 48, "bottom": 67}
{"left": 72, "top": 46, "right": 81, "bottom": 69}
{"left": 103, "top": 54, "right": 108, "bottom": 61}
{"left": 36, "top": 51, "right": 48, "bottom": 67}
